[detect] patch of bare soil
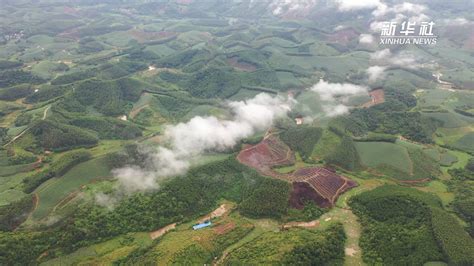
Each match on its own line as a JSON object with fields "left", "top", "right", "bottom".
{"left": 198, "top": 203, "right": 232, "bottom": 223}
{"left": 282, "top": 220, "right": 319, "bottom": 229}
{"left": 362, "top": 88, "right": 385, "bottom": 108}
{"left": 149, "top": 223, "right": 177, "bottom": 240}
{"left": 213, "top": 222, "right": 236, "bottom": 235}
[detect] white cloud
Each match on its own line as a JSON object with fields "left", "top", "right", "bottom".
{"left": 369, "top": 20, "right": 386, "bottom": 32}
{"left": 441, "top": 17, "right": 471, "bottom": 26}
{"left": 409, "top": 13, "right": 430, "bottom": 24}
{"left": 370, "top": 49, "right": 419, "bottom": 69}
{"left": 323, "top": 104, "right": 350, "bottom": 117}
{"left": 366, "top": 65, "right": 387, "bottom": 82}
{"left": 370, "top": 48, "right": 391, "bottom": 60}
{"left": 310, "top": 79, "right": 368, "bottom": 101}
{"left": 369, "top": 2, "right": 430, "bottom": 35}
{"left": 371, "top": 2, "right": 389, "bottom": 16}
{"left": 359, "top": 33, "right": 375, "bottom": 44}
{"left": 270, "top": 0, "right": 318, "bottom": 15}
{"left": 372, "top": 2, "right": 427, "bottom": 17}
{"left": 396, "top": 2, "right": 426, "bottom": 14}
{"left": 388, "top": 51, "right": 418, "bottom": 68}
{"left": 113, "top": 166, "right": 160, "bottom": 193}
{"left": 334, "top": 0, "right": 383, "bottom": 11}
{"left": 309, "top": 79, "right": 368, "bottom": 116}
{"left": 111, "top": 93, "right": 293, "bottom": 194}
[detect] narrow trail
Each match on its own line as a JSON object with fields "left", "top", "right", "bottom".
{"left": 42, "top": 105, "right": 50, "bottom": 120}
{"left": 2, "top": 128, "right": 28, "bottom": 147}
{"left": 2, "top": 105, "right": 50, "bottom": 148}
{"left": 23, "top": 193, "right": 40, "bottom": 226}
{"left": 323, "top": 208, "right": 364, "bottom": 266}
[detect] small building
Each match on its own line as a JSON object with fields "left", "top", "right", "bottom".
{"left": 192, "top": 221, "right": 212, "bottom": 230}
{"left": 295, "top": 117, "right": 303, "bottom": 125}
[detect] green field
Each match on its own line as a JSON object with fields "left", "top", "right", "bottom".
{"left": 42, "top": 232, "right": 152, "bottom": 265}
{"left": 31, "top": 157, "right": 111, "bottom": 221}
{"left": 452, "top": 132, "right": 474, "bottom": 153}
{"left": 355, "top": 142, "right": 412, "bottom": 173}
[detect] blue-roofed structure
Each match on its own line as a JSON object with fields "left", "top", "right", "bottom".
{"left": 192, "top": 220, "right": 212, "bottom": 230}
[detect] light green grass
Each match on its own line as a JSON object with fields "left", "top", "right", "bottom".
{"left": 0, "top": 189, "right": 26, "bottom": 206}
{"left": 416, "top": 181, "right": 454, "bottom": 208}
{"left": 452, "top": 132, "right": 474, "bottom": 153}
{"left": 42, "top": 232, "right": 152, "bottom": 265}
{"left": 182, "top": 105, "right": 229, "bottom": 121}
{"left": 32, "top": 157, "right": 111, "bottom": 220}
{"left": 312, "top": 129, "right": 341, "bottom": 159}
{"left": 276, "top": 71, "right": 302, "bottom": 89}
{"left": 229, "top": 88, "right": 261, "bottom": 101}
{"left": 417, "top": 89, "right": 453, "bottom": 107}
{"left": 423, "top": 112, "right": 474, "bottom": 128}
{"left": 355, "top": 142, "right": 412, "bottom": 173}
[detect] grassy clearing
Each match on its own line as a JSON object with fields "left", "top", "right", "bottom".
{"left": 0, "top": 189, "right": 26, "bottom": 206}
{"left": 434, "top": 126, "right": 473, "bottom": 146}
{"left": 31, "top": 157, "right": 111, "bottom": 220}
{"left": 42, "top": 232, "right": 152, "bottom": 265}
{"left": 182, "top": 105, "right": 229, "bottom": 121}
{"left": 417, "top": 89, "right": 453, "bottom": 107}
{"left": 228, "top": 88, "right": 261, "bottom": 101}
{"left": 87, "top": 140, "right": 127, "bottom": 158}
{"left": 276, "top": 71, "right": 302, "bottom": 89}
{"left": 0, "top": 172, "right": 27, "bottom": 193}
{"left": 452, "top": 132, "right": 474, "bottom": 153}
{"left": 423, "top": 112, "right": 473, "bottom": 128}
{"left": 0, "top": 162, "right": 38, "bottom": 177}
{"left": 312, "top": 129, "right": 341, "bottom": 160}
{"left": 191, "top": 153, "right": 232, "bottom": 167}
{"left": 355, "top": 142, "right": 412, "bottom": 173}
{"left": 415, "top": 181, "right": 454, "bottom": 208}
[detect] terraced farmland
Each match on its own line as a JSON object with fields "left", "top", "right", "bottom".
{"left": 290, "top": 167, "right": 357, "bottom": 207}
{"left": 237, "top": 134, "right": 294, "bottom": 177}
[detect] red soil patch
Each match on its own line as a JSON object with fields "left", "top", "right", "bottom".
{"left": 327, "top": 28, "right": 359, "bottom": 45}
{"left": 213, "top": 222, "right": 236, "bottom": 235}
{"left": 362, "top": 88, "right": 385, "bottom": 108}
{"left": 290, "top": 181, "right": 332, "bottom": 208}
{"left": 290, "top": 167, "right": 357, "bottom": 208}
{"left": 237, "top": 134, "right": 356, "bottom": 209}
{"left": 237, "top": 134, "right": 294, "bottom": 178}
{"left": 227, "top": 57, "right": 257, "bottom": 72}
